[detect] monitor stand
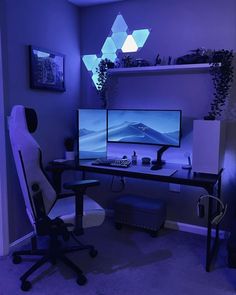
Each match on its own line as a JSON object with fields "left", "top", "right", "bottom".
{"left": 151, "top": 146, "right": 169, "bottom": 170}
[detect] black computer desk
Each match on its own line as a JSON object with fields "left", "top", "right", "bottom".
{"left": 46, "top": 159, "right": 223, "bottom": 273}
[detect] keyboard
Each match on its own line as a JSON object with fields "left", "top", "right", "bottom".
{"left": 92, "top": 158, "right": 131, "bottom": 168}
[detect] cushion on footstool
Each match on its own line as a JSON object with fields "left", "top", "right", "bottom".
{"left": 114, "top": 194, "right": 166, "bottom": 233}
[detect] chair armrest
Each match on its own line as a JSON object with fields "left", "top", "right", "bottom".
{"left": 63, "top": 180, "right": 100, "bottom": 191}
{"left": 63, "top": 180, "right": 100, "bottom": 236}
{"left": 56, "top": 192, "right": 74, "bottom": 199}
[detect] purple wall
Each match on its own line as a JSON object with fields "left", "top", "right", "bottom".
{"left": 1, "top": 0, "right": 236, "bottom": 243}
{"left": 79, "top": 0, "right": 236, "bottom": 227}
{"left": 2, "top": 0, "right": 81, "bottom": 242}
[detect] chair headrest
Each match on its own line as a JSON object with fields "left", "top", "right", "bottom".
{"left": 25, "top": 108, "right": 38, "bottom": 133}
{"left": 9, "top": 105, "right": 38, "bottom": 133}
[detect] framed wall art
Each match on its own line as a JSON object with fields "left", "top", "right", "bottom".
{"left": 29, "top": 46, "right": 65, "bottom": 92}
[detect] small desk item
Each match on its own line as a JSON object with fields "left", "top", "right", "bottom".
{"left": 46, "top": 160, "right": 223, "bottom": 273}
{"left": 142, "top": 157, "right": 151, "bottom": 165}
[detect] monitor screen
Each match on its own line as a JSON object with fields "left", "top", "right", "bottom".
{"left": 78, "top": 109, "right": 107, "bottom": 159}
{"left": 107, "top": 109, "right": 181, "bottom": 147}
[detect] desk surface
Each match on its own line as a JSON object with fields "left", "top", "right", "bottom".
{"left": 48, "top": 160, "right": 222, "bottom": 192}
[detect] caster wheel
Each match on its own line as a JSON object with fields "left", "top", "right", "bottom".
{"left": 21, "top": 280, "right": 32, "bottom": 292}
{"left": 77, "top": 274, "right": 87, "bottom": 286}
{"left": 89, "top": 249, "right": 98, "bottom": 258}
{"left": 115, "top": 223, "right": 122, "bottom": 230}
{"left": 13, "top": 255, "right": 22, "bottom": 264}
{"left": 150, "top": 231, "right": 158, "bottom": 238}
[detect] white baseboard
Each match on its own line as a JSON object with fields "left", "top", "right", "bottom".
{"left": 165, "top": 220, "right": 229, "bottom": 240}
{"left": 9, "top": 213, "right": 229, "bottom": 251}
{"left": 105, "top": 209, "right": 229, "bottom": 239}
{"left": 9, "top": 231, "right": 34, "bottom": 252}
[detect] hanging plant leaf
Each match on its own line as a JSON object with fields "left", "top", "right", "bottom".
{"left": 96, "top": 58, "right": 114, "bottom": 109}
{"left": 208, "top": 49, "right": 234, "bottom": 119}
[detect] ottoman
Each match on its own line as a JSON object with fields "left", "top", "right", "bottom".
{"left": 114, "top": 194, "right": 166, "bottom": 237}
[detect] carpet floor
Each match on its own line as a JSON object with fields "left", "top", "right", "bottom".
{"left": 0, "top": 218, "right": 235, "bottom": 295}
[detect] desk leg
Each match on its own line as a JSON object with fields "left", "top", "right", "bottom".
{"left": 74, "top": 191, "right": 84, "bottom": 236}
{"left": 206, "top": 195, "right": 213, "bottom": 272}
{"left": 205, "top": 176, "right": 221, "bottom": 272}
{"left": 52, "top": 169, "right": 63, "bottom": 194}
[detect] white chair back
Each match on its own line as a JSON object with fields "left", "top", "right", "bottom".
{"left": 8, "top": 105, "right": 57, "bottom": 225}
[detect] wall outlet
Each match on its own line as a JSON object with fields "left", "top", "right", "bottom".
{"left": 169, "top": 183, "right": 181, "bottom": 193}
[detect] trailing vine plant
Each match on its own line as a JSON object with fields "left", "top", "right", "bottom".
{"left": 207, "top": 49, "right": 234, "bottom": 120}
{"left": 96, "top": 58, "right": 114, "bottom": 108}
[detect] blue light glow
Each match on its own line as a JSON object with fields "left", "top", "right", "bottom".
{"left": 111, "top": 32, "right": 128, "bottom": 49}
{"left": 82, "top": 55, "right": 97, "bottom": 71}
{"left": 82, "top": 14, "right": 151, "bottom": 87}
{"left": 91, "top": 73, "right": 99, "bottom": 89}
{"left": 91, "top": 58, "right": 101, "bottom": 74}
{"left": 132, "top": 29, "right": 150, "bottom": 47}
{"left": 121, "top": 35, "right": 138, "bottom": 53}
{"left": 101, "top": 37, "right": 117, "bottom": 54}
{"left": 101, "top": 53, "right": 117, "bottom": 62}
{"left": 111, "top": 14, "right": 128, "bottom": 33}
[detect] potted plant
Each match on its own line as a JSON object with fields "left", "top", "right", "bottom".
{"left": 191, "top": 49, "right": 234, "bottom": 173}
{"left": 206, "top": 49, "right": 234, "bottom": 120}
{"left": 96, "top": 58, "right": 114, "bottom": 108}
{"left": 176, "top": 47, "right": 234, "bottom": 120}
{"left": 64, "top": 137, "right": 75, "bottom": 160}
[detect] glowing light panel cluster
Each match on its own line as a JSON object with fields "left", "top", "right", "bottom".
{"left": 82, "top": 14, "right": 150, "bottom": 88}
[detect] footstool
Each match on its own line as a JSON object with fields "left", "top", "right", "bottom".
{"left": 114, "top": 194, "right": 166, "bottom": 237}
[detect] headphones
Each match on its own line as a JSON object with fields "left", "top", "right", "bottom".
{"left": 197, "top": 194, "right": 227, "bottom": 225}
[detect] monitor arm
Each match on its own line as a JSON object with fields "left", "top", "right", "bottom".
{"left": 151, "top": 146, "right": 169, "bottom": 170}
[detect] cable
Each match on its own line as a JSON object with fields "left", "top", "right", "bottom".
{"left": 197, "top": 194, "right": 227, "bottom": 225}
{"left": 199, "top": 194, "right": 225, "bottom": 208}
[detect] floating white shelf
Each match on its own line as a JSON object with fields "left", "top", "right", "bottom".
{"left": 108, "top": 63, "right": 221, "bottom": 75}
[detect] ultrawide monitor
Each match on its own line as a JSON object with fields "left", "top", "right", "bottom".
{"left": 78, "top": 109, "right": 107, "bottom": 159}
{"left": 107, "top": 109, "right": 181, "bottom": 147}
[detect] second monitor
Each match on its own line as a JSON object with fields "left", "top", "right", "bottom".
{"left": 107, "top": 109, "right": 182, "bottom": 170}
{"left": 107, "top": 109, "right": 181, "bottom": 147}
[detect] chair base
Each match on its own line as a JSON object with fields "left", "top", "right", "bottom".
{"left": 12, "top": 235, "right": 98, "bottom": 291}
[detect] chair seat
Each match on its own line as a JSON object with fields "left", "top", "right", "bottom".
{"left": 48, "top": 195, "right": 105, "bottom": 229}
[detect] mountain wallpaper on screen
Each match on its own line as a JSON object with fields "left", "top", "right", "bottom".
{"left": 108, "top": 121, "right": 180, "bottom": 145}
{"left": 78, "top": 109, "right": 107, "bottom": 159}
{"left": 79, "top": 128, "right": 107, "bottom": 158}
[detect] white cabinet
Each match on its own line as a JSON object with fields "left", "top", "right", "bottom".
{"left": 192, "top": 120, "right": 225, "bottom": 174}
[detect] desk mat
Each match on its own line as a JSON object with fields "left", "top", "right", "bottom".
{"left": 152, "top": 169, "right": 177, "bottom": 176}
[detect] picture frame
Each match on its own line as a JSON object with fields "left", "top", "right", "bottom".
{"left": 29, "top": 46, "right": 65, "bottom": 92}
